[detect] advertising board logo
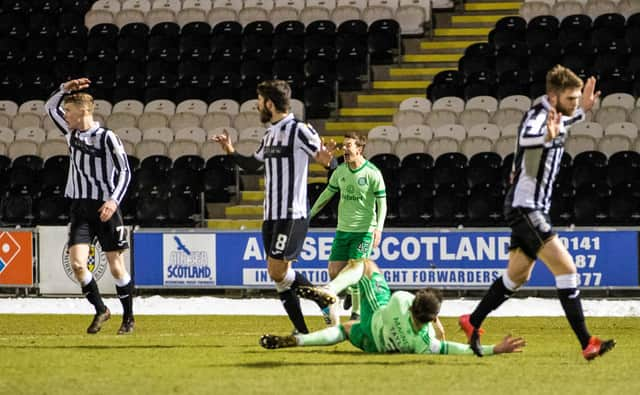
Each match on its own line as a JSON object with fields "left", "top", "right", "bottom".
{"left": 0, "top": 232, "right": 21, "bottom": 274}
{"left": 163, "top": 234, "right": 216, "bottom": 285}
{"left": 62, "top": 238, "right": 108, "bottom": 283}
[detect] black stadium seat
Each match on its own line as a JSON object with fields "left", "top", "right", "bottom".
{"left": 368, "top": 19, "right": 400, "bottom": 65}
{"left": 274, "top": 20, "right": 305, "bottom": 50}
{"left": 305, "top": 20, "right": 336, "bottom": 51}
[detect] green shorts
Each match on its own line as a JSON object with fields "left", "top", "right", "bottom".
{"left": 329, "top": 230, "right": 373, "bottom": 262}
{"left": 348, "top": 272, "right": 391, "bottom": 353}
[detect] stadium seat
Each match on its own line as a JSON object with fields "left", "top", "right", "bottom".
{"left": 573, "top": 181, "right": 609, "bottom": 225}
{"left": 398, "top": 152, "right": 433, "bottom": 186}
{"left": 172, "top": 154, "right": 205, "bottom": 170}
{"left": 572, "top": 150, "right": 607, "bottom": 189}
{"left": 393, "top": 183, "right": 433, "bottom": 226}
{"left": 607, "top": 150, "right": 640, "bottom": 188}
{"left": 467, "top": 183, "right": 504, "bottom": 226}
{"left": 367, "top": 19, "right": 400, "bottom": 65}
{"left": 607, "top": 182, "right": 640, "bottom": 225}
{"left": 432, "top": 152, "right": 467, "bottom": 188}
{"left": 203, "top": 165, "right": 235, "bottom": 202}
{"left": 1, "top": 194, "right": 34, "bottom": 226}
{"left": 466, "top": 151, "right": 502, "bottom": 188}
{"left": 432, "top": 183, "right": 467, "bottom": 226}
{"left": 35, "top": 195, "right": 70, "bottom": 225}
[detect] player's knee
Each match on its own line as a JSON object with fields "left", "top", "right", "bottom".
{"left": 341, "top": 322, "right": 354, "bottom": 339}
{"left": 362, "top": 259, "right": 380, "bottom": 278}
{"left": 328, "top": 261, "right": 346, "bottom": 279}
{"left": 69, "top": 259, "right": 85, "bottom": 274}
{"left": 267, "top": 260, "right": 287, "bottom": 282}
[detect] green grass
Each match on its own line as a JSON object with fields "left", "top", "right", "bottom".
{"left": 1, "top": 315, "right": 639, "bottom": 395}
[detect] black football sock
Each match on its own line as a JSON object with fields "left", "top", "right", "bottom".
{"left": 81, "top": 278, "right": 106, "bottom": 314}
{"left": 470, "top": 276, "right": 514, "bottom": 328}
{"left": 558, "top": 288, "right": 591, "bottom": 349}
{"left": 116, "top": 282, "right": 134, "bottom": 319}
{"left": 279, "top": 289, "right": 308, "bottom": 334}
{"left": 292, "top": 271, "right": 312, "bottom": 288}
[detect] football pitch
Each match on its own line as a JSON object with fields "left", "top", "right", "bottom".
{"left": 0, "top": 315, "right": 638, "bottom": 395}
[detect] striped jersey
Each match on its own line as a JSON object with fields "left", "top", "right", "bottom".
{"left": 253, "top": 113, "right": 321, "bottom": 220}
{"left": 506, "top": 95, "right": 585, "bottom": 213}
{"left": 45, "top": 88, "right": 131, "bottom": 204}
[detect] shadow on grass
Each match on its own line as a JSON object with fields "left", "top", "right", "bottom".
{"left": 0, "top": 344, "right": 224, "bottom": 350}
{"left": 221, "top": 358, "right": 479, "bottom": 368}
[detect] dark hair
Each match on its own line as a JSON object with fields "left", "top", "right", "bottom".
{"left": 343, "top": 132, "right": 367, "bottom": 149}
{"left": 257, "top": 80, "right": 291, "bottom": 113}
{"left": 410, "top": 288, "right": 443, "bottom": 325}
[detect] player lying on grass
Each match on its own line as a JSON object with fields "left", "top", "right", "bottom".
{"left": 261, "top": 260, "right": 525, "bottom": 356}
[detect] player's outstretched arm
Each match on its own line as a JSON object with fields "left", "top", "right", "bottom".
{"left": 309, "top": 186, "right": 336, "bottom": 219}
{"left": 433, "top": 334, "right": 525, "bottom": 356}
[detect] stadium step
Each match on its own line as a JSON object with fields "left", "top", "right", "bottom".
{"left": 331, "top": 0, "right": 521, "bottom": 128}
{"left": 324, "top": 121, "right": 391, "bottom": 132}
{"left": 419, "top": 41, "right": 481, "bottom": 51}
{"left": 464, "top": 1, "right": 521, "bottom": 12}
{"left": 355, "top": 93, "right": 420, "bottom": 106}
{"left": 433, "top": 27, "right": 492, "bottom": 37}
{"left": 206, "top": 219, "right": 262, "bottom": 230}
{"left": 241, "top": 190, "right": 264, "bottom": 203}
{"left": 258, "top": 176, "right": 328, "bottom": 188}
{"left": 371, "top": 80, "right": 431, "bottom": 89}
{"left": 387, "top": 67, "right": 449, "bottom": 79}
{"left": 309, "top": 163, "right": 329, "bottom": 175}
{"left": 401, "top": 53, "right": 463, "bottom": 63}
{"left": 338, "top": 107, "right": 397, "bottom": 117}
{"left": 225, "top": 205, "right": 263, "bottom": 219}
{"left": 451, "top": 14, "right": 517, "bottom": 25}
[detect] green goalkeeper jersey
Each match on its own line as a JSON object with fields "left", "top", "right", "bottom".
{"left": 370, "top": 291, "right": 495, "bottom": 355}
{"left": 327, "top": 161, "right": 386, "bottom": 233}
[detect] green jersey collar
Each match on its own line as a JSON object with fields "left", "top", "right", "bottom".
{"left": 348, "top": 159, "right": 368, "bottom": 173}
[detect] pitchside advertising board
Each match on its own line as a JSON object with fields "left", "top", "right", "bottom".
{"left": 38, "top": 226, "right": 132, "bottom": 295}
{"left": 133, "top": 229, "right": 639, "bottom": 288}
{"left": 0, "top": 230, "right": 34, "bottom": 287}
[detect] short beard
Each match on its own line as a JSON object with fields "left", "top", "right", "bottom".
{"left": 260, "top": 107, "right": 272, "bottom": 123}
{"left": 556, "top": 102, "right": 574, "bottom": 117}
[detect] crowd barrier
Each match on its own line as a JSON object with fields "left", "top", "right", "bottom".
{"left": 1, "top": 227, "right": 638, "bottom": 294}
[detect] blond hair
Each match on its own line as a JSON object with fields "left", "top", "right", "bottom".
{"left": 546, "top": 65, "right": 584, "bottom": 95}
{"left": 63, "top": 92, "right": 95, "bottom": 113}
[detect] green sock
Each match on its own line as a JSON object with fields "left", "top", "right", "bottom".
{"left": 349, "top": 285, "right": 361, "bottom": 315}
{"left": 296, "top": 326, "right": 346, "bottom": 347}
{"left": 328, "top": 259, "right": 365, "bottom": 295}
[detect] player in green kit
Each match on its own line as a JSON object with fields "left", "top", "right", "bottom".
{"left": 261, "top": 260, "right": 526, "bottom": 355}
{"left": 301, "top": 132, "right": 387, "bottom": 325}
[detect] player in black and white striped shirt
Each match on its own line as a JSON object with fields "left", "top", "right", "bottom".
{"left": 212, "top": 80, "right": 336, "bottom": 334}
{"left": 45, "top": 78, "right": 134, "bottom": 335}
{"left": 460, "top": 65, "right": 615, "bottom": 360}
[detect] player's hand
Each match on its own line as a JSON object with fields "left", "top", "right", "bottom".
{"left": 373, "top": 229, "right": 382, "bottom": 249}
{"left": 98, "top": 199, "right": 118, "bottom": 222}
{"left": 493, "top": 334, "right": 526, "bottom": 354}
{"left": 210, "top": 129, "right": 235, "bottom": 154}
{"left": 545, "top": 108, "right": 561, "bottom": 142}
{"left": 63, "top": 78, "right": 91, "bottom": 93}
{"left": 314, "top": 138, "right": 334, "bottom": 167}
{"left": 581, "top": 76, "right": 601, "bottom": 112}
{"left": 323, "top": 138, "right": 338, "bottom": 153}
